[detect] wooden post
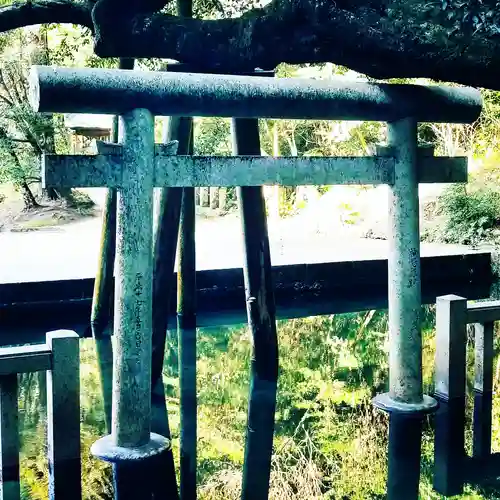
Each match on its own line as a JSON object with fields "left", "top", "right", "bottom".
{"left": 473, "top": 321, "right": 494, "bottom": 460}
{"left": 46, "top": 330, "right": 81, "bottom": 500}
{"left": 90, "top": 186, "right": 116, "bottom": 433}
{"left": 433, "top": 295, "right": 467, "bottom": 496}
{"left": 232, "top": 117, "right": 278, "bottom": 500}
{"left": 218, "top": 188, "right": 227, "bottom": 210}
{"left": 0, "top": 374, "right": 20, "bottom": 500}
{"left": 150, "top": 115, "right": 189, "bottom": 500}
{"left": 167, "top": 112, "right": 198, "bottom": 500}
{"left": 209, "top": 187, "right": 219, "bottom": 209}
{"left": 177, "top": 185, "right": 197, "bottom": 500}
{"left": 199, "top": 188, "right": 209, "bottom": 207}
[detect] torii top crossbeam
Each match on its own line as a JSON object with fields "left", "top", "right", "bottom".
{"left": 29, "top": 66, "right": 482, "bottom": 124}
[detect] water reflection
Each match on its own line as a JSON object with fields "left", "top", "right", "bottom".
{"left": 14, "top": 312, "right": 500, "bottom": 499}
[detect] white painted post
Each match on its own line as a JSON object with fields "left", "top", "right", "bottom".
{"left": 219, "top": 188, "right": 227, "bottom": 210}
{"left": 209, "top": 187, "right": 219, "bottom": 209}
{"left": 199, "top": 187, "right": 209, "bottom": 207}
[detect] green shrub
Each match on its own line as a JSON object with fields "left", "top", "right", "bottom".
{"left": 430, "top": 184, "right": 500, "bottom": 245}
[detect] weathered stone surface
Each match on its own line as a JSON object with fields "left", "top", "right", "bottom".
{"left": 29, "top": 66, "right": 482, "bottom": 124}
{"left": 42, "top": 154, "right": 467, "bottom": 189}
{"left": 112, "top": 109, "right": 155, "bottom": 448}
{"left": 373, "top": 393, "right": 438, "bottom": 414}
{"left": 91, "top": 432, "right": 171, "bottom": 462}
{"left": 386, "top": 118, "right": 423, "bottom": 405}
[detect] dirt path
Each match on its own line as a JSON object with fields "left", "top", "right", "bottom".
{"left": 0, "top": 209, "right": 479, "bottom": 285}
{"left": 0, "top": 184, "right": 97, "bottom": 232}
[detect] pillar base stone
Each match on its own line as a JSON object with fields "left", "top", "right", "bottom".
{"left": 373, "top": 392, "right": 438, "bottom": 416}
{"left": 373, "top": 392, "right": 438, "bottom": 500}
{"left": 91, "top": 432, "right": 171, "bottom": 463}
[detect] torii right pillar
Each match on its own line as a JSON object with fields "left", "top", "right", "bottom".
{"left": 373, "top": 118, "right": 438, "bottom": 500}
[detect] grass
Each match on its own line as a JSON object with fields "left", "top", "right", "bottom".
{"left": 17, "top": 217, "right": 65, "bottom": 230}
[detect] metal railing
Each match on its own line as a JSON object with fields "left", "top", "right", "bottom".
{"left": 0, "top": 330, "right": 80, "bottom": 500}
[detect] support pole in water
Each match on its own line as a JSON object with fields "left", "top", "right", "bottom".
{"left": 149, "top": 115, "right": 189, "bottom": 500}
{"left": 372, "top": 118, "right": 437, "bottom": 500}
{"left": 177, "top": 180, "right": 197, "bottom": 500}
{"left": 232, "top": 116, "right": 279, "bottom": 500}
{"left": 175, "top": 117, "right": 197, "bottom": 500}
{"left": 91, "top": 109, "right": 170, "bottom": 500}
{"left": 176, "top": 18, "right": 197, "bottom": 500}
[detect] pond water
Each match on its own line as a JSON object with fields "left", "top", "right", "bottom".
{"left": 15, "top": 310, "right": 500, "bottom": 499}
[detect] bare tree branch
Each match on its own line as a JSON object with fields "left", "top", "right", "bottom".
{"left": 0, "top": 67, "right": 16, "bottom": 106}
{"left": 4, "top": 63, "right": 26, "bottom": 106}
{"left": 0, "top": 88, "right": 14, "bottom": 107}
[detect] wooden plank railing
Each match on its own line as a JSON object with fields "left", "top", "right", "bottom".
{"left": 434, "top": 297, "right": 500, "bottom": 496}
{"left": 0, "top": 331, "right": 80, "bottom": 500}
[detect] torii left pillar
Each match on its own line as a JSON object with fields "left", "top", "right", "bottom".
{"left": 90, "top": 109, "right": 171, "bottom": 500}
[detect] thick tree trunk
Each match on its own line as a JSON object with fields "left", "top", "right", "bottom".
{"left": 2, "top": 0, "right": 500, "bottom": 89}
{"left": 19, "top": 181, "right": 39, "bottom": 210}
{"left": 41, "top": 186, "right": 75, "bottom": 205}
{"left": 42, "top": 187, "right": 58, "bottom": 201}
{"left": 58, "top": 187, "right": 75, "bottom": 206}
{"left": 90, "top": 0, "right": 500, "bottom": 90}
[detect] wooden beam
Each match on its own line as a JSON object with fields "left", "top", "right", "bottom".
{"left": 0, "top": 345, "right": 51, "bottom": 376}
{"left": 467, "top": 300, "right": 500, "bottom": 324}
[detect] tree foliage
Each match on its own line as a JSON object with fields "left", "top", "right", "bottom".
{"left": 0, "top": 28, "right": 70, "bottom": 208}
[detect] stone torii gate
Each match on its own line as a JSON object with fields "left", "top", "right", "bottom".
{"left": 28, "top": 65, "right": 481, "bottom": 500}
